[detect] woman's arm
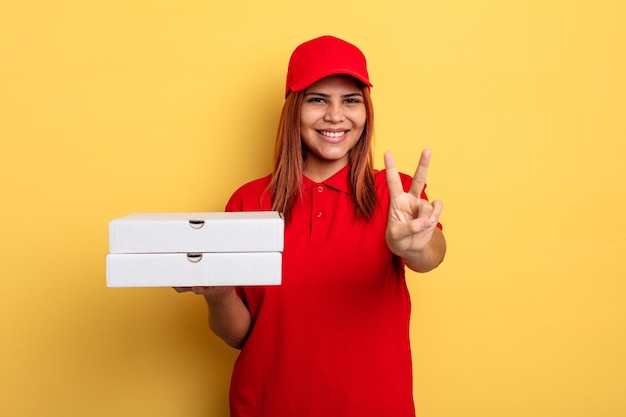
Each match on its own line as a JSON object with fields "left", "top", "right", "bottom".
{"left": 175, "top": 286, "right": 252, "bottom": 349}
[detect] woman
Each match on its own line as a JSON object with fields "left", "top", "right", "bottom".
{"left": 178, "top": 35, "right": 446, "bottom": 417}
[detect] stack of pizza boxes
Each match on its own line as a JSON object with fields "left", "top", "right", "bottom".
{"left": 106, "top": 212, "right": 284, "bottom": 287}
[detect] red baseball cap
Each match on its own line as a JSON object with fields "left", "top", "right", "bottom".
{"left": 285, "top": 35, "right": 373, "bottom": 97}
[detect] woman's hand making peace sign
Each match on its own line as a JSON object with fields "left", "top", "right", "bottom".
{"left": 384, "top": 149, "right": 447, "bottom": 272}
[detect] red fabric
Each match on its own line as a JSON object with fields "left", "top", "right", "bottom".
{"left": 224, "top": 165, "right": 436, "bottom": 417}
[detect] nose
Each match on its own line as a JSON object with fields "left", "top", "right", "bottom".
{"left": 323, "top": 102, "right": 345, "bottom": 123}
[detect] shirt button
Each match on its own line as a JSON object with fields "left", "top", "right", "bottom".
{"left": 317, "top": 186, "right": 324, "bottom": 193}
{"left": 316, "top": 211, "right": 323, "bottom": 218}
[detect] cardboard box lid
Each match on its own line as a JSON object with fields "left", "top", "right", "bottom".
{"left": 106, "top": 252, "right": 282, "bottom": 287}
{"left": 109, "top": 211, "right": 284, "bottom": 254}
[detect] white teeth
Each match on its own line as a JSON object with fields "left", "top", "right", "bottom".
{"left": 320, "top": 131, "right": 346, "bottom": 138}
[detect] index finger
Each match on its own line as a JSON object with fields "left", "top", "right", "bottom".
{"left": 384, "top": 151, "right": 405, "bottom": 199}
{"left": 409, "top": 149, "right": 432, "bottom": 198}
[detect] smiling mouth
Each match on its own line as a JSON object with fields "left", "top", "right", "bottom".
{"left": 318, "top": 130, "right": 348, "bottom": 138}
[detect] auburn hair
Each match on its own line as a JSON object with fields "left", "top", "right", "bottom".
{"left": 269, "top": 83, "right": 377, "bottom": 222}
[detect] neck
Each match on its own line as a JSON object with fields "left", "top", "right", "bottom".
{"left": 303, "top": 158, "right": 349, "bottom": 182}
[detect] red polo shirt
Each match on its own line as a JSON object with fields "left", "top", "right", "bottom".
{"left": 224, "top": 165, "right": 436, "bottom": 417}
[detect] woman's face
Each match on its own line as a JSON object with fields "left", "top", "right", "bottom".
{"left": 300, "top": 74, "right": 366, "bottom": 180}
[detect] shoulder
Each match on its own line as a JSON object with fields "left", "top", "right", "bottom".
{"left": 225, "top": 175, "right": 272, "bottom": 212}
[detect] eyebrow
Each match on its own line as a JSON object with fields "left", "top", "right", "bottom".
{"left": 304, "top": 92, "right": 363, "bottom": 98}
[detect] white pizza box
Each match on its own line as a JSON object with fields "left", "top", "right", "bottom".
{"left": 106, "top": 252, "right": 282, "bottom": 287}
{"left": 109, "top": 211, "right": 284, "bottom": 254}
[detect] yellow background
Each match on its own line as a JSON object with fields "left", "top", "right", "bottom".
{"left": 1, "top": 1, "right": 625, "bottom": 416}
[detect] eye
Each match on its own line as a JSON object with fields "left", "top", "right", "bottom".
{"left": 306, "top": 97, "right": 326, "bottom": 104}
{"left": 344, "top": 98, "right": 362, "bottom": 105}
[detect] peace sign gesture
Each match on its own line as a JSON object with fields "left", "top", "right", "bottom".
{"left": 384, "top": 149, "right": 446, "bottom": 272}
